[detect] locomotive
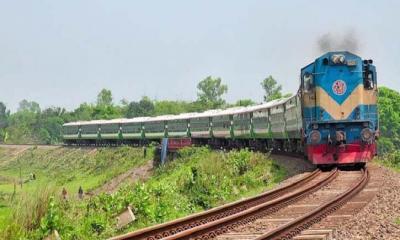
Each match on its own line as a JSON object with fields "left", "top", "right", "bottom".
{"left": 63, "top": 51, "right": 378, "bottom": 166}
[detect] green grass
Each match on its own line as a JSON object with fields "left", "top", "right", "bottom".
{"left": 0, "top": 145, "right": 152, "bottom": 236}
{"left": 48, "top": 147, "right": 285, "bottom": 239}
{"left": 395, "top": 217, "right": 400, "bottom": 225}
{"left": 375, "top": 151, "right": 400, "bottom": 172}
{"left": 0, "top": 146, "right": 287, "bottom": 240}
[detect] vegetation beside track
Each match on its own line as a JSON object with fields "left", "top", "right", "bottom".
{"left": 0, "top": 146, "right": 286, "bottom": 239}
{"left": 0, "top": 146, "right": 153, "bottom": 238}
{"left": 375, "top": 150, "right": 400, "bottom": 172}
{"left": 377, "top": 87, "right": 400, "bottom": 154}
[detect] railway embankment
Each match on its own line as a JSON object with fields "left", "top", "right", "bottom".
{"left": 0, "top": 145, "right": 153, "bottom": 238}
{"left": 0, "top": 146, "right": 297, "bottom": 239}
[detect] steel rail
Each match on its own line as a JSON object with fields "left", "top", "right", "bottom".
{"left": 256, "top": 168, "right": 369, "bottom": 240}
{"left": 155, "top": 169, "right": 338, "bottom": 240}
{"left": 109, "top": 169, "right": 321, "bottom": 240}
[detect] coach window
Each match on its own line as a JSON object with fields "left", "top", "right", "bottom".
{"left": 303, "top": 72, "right": 313, "bottom": 93}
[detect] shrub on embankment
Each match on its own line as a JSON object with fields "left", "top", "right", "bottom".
{"left": 0, "top": 146, "right": 153, "bottom": 239}
{"left": 376, "top": 150, "right": 400, "bottom": 171}
{"left": 1, "top": 147, "right": 286, "bottom": 239}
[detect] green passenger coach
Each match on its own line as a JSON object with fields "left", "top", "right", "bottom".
{"left": 63, "top": 95, "right": 302, "bottom": 152}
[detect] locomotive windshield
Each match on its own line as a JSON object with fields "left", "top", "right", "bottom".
{"left": 302, "top": 72, "right": 313, "bottom": 93}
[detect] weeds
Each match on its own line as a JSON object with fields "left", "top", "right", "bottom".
{"left": 0, "top": 186, "right": 56, "bottom": 239}
{"left": 376, "top": 151, "right": 400, "bottom": 171}
{"left": 76, "top": 147, "right": 286, "bottom": 239}
{"left": 0, "top": 146, "right": 286, "bottom": 239}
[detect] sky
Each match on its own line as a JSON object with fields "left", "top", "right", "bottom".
{"left": 0, "top": 0, "right": 399, "bottom": 112}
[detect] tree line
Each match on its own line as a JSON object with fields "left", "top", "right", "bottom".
{"left": 0, "top": 76, "right": 284, "bottom": 144}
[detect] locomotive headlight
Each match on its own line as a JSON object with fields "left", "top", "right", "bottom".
{"left": 361, "top": 128, "right": 373, "bottom": 142}
{"left": 331, "top": 54, "right": 346, "bottom": 64}
{"left": 339, "top": 55, "right": 345, "bottom": 63}
{"left": 310, "top": 130, "right": 321, "bottom": 144}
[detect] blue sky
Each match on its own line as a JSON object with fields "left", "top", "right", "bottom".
{"left": 0, "top": 0, "right": 399, "bottom": 111}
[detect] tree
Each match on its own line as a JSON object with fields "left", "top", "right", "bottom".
{"left": 261, "top": 76, "right": 282, "bottom": 102}
{"left": 378, "top": 87, "right": 400, "bottom": 153}
{"left": 0, "top": 102, "right": 9, "bottom": 142}
{"left": 18, "top": 100, "right": 41, "bottom": 113}
{"left": 96, "top": 89, "right": 113, "bottom": 106}
{"left": 197, "top": 76, "right": 228, "bottom": 109}
{"left": 71, "top": 103, "right": 94, "bottom": 121}
{"left": 0, "top": 102, "right": 9, "bottom": 128}
{"left": 154, "top": 100, "right": 192, "bottom": 115}
{"left": 125, "top": 96, "right": 155, "bottom": 118}
{"left": 235, "top": 99, "right": 256, "bottom": 107}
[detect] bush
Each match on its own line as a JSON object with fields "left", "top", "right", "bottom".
{"left": 1, "top": 147, "right": 286, "bottom": 239}
{"left": 376, "top": 151, "right": 400, "bottom": 170}
{"left": 1, "top": 186, "right": 56, "bottom": 239}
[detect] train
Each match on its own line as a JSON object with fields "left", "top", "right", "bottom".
{"left": 63, "top": 51, "right": 378, "bottom": 166}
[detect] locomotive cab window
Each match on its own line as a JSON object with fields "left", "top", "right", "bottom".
{"left": 302, "top": 72, "right": 313, "bottom": 93}
{"left": 364, "top": 71, "right": 374, "bottom": 90}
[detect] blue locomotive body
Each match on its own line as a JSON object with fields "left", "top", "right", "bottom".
{"left": 301, "top": 51, "right": 378, "bottom": 165}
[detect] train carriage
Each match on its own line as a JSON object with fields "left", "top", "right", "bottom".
{"left": 100, "top": 119, "right": 123, "bottom": 140}
{"left": 63, "top": 122, "right": 80, "bottom": 142}
{"left": 121, "top": 117, "right": 149, "bottom": 140}
{"left": 269, "top": 99, "right": 287, "bottom": 139}
{"left": 251, "top": 105, "right": 270, "bottom": 138}
{"left": 232, "top": 110, "right": 252, "bottom": 138}
{"left": 80, "top": 120, "right": 102, "bottom": 140}
{"left": 165, "top": 114, "right": 191, "bottom": 138}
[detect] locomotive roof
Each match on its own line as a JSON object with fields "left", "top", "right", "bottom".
{"left": 63, "top": 95, "right": 294, "bottom": 127}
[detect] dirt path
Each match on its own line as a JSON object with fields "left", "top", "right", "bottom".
{"left": 89, "top": 160, "right": 154, "bottom": 195}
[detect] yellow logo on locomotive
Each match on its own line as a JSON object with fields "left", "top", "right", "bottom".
{"left": 332, "top": 80, "right": 347, "bottom": 96}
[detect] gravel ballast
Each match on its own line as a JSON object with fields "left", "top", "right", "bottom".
{"left": 334, "top": 163, "right": 400, "bottom": 240}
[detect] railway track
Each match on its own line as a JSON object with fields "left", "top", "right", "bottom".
{"left": 111, "top": 168, "right": 369, "bottom": 240}
{"left": 110, "top": 169, "right": 332, "bottom": 240}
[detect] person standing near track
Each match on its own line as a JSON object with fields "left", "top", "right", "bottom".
{"left": 143, "top": 145, "right": 147, "bottom": 158}
{"left": 78, "top": 186, "right": 83, "bottom": 199}
{"left": 62, "top": 187, "right": 68, "bottom": 200}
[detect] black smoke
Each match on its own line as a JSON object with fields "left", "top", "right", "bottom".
{"left": 317, "top": 30, "right": 360, "bottom": 53}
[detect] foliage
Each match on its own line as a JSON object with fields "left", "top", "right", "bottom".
{"left": 97, "top": 89, "right": 113, "bottom": 107}
{"left": 125, "top": 96, "right": 155, "bottom": 118}
{"left": 0, "top": 186, "right": 55, "bottom": 240}
{"left": 153, "top": 100, "right": 194, "bottom": 116}
{"left": 261, "top": 75, "right": 282, "bottom": 102}
{"left": 234, "top": 99, "right": 256, "bottom": 107}
{"left": 0, "top": 147, "right": 286, "bottom": 239}
{"left": 0, "top": 102, "right": 10, "bottom": 142}
{"left": 18, "top": 100, "right": 41, "bottom": 113}
{"left": 197, "top": 76, "right": 228, "bottom": 109}
{"left": 378, "top": 87, "right": 400, "bottom": 153}
{"left": 375, "top": 151, "right": 400, "bottom": 171}
{"left": 74, "top": 147, "right": 285, "bottom": 239}
{"left": 0, "top": 146, "right": 153, "bottom": 238}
